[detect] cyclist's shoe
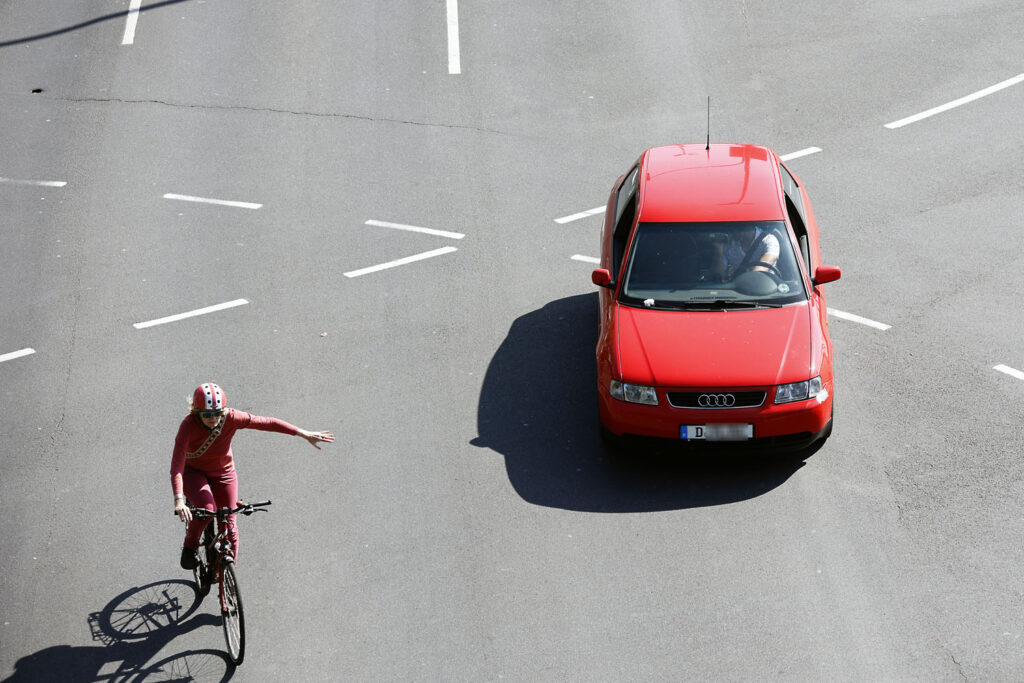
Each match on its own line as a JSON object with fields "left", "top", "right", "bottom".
{"left": 180, "top": 546, "right": 199, "bottom": 570}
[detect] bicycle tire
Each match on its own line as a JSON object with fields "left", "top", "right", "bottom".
{"left": 220, "top": 561, "right": 245, "bottom": 665}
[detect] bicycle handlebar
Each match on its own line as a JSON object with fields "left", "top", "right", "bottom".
{"left": 178, "top": 500, "right": 272, "bottom": 518}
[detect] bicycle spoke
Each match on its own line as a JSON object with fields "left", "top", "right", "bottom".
{"left": 220, "top": 563, "right": 245, "bottom": 665}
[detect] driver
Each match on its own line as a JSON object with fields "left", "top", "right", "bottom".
{"left": 710, "top": 225, "right": 779, "bottom": 281}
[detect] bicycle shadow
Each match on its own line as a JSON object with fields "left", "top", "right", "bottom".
{"left": 470, "top": 292, "right": 808, "bottom": 512}
{"left": 1, "top": 579, "right": 231, "bottom": 683}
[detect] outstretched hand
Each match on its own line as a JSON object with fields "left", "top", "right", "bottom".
{"left": 299, "top": 430, "right": 335, "bottom": 450}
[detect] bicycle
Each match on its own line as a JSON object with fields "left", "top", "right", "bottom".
{"left": 184, "top": 499, "right": 271, "bottom": 666}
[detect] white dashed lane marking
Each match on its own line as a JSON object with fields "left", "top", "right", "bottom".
{"left": 163, "top": 194, "right": 262, "bottom": 210}
{"left": 826, "top": 308, "right": 891, "bottom": 331}
{"left": 555, "top": 207, "right": 604, "bottom": 225}
{"left": 365, "top": 220, "right": 464, "bottom": 240}
{"left": 1, "top": 178, "right": 67, "bottom": 187}
{"left": 0, "top": 348, "right": 35, "bottom": 363}
{"left": 885, "top": 73, "right": 1024, "bottom": 129}
{"left": 447, "top": 0, "right": 461, "bottom": 74}
{"left": 134, "top": 299, "right": 249, "bottom": 329}
{"left": 779, "top": 147, "right": 822, "bottom": 161}
{"left": 571, "top": 255, "right": 600, "bottom": 264}
{"left": 122, "top": 0, "right": 142, "bottom": 45}
{"left": 345, "top": 220, "right": 462, "bottom": 278}
{"left": 344, "top": 247, "right": 458, "bottom": 278}
{"left": 994, "top": 364, "right": 1024, "bottom": 382}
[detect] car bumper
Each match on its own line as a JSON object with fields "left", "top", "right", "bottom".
{"left": 598, "top": 383, "right": 833, "bottom": 449}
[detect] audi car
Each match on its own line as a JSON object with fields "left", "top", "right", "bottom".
{"left": 591, "top": 143, "right": 840, "bottom": 451}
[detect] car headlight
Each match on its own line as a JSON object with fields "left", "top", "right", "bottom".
{"left": 610, "top": 380, "right": 659, "bottom": 405}
{"left": 774, "top": 376, "right": 823, "bottom": 404}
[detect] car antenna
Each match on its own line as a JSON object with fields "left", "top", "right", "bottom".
{"left": 705, "top": 96, "right": 711, "bottom": 151}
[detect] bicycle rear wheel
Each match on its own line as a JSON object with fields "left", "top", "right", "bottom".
{"left": 219, "top": 561, "right": 245, "bottom": 665}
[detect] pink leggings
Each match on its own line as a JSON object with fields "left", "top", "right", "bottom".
{"left": 182, "top": 466, "right": 240, "bottom": 562}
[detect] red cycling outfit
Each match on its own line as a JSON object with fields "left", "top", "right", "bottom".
{"left": 170, "top": 408, "right": 299, "bottom": 561}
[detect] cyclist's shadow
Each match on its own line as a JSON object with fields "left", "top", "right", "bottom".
{"left": 2, "top": 579, "right": 230, "bottom": 683}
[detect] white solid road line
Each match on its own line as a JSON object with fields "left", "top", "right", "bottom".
{"left": 163, "top": 193, "right": 262, "bottom": 210}
{"left": 0, "top": 348, "right": 35, "bottom": 363}
{"left": 885, "top": 73, "right": 1024, "bottom": 129}
{"left": 994, "top": 364, "right": 1024, "bottom": 381}
{"left": 0, "top": 177, "right": 67, "bottom": 187}
{"left": 122, "top": 0, "right": 142, "bottom": 45}
{"left": 134, "top": 299, "right": 249, "bottom": 329}
{"left": 447, "top": 0, "right": 461, "bottom": 74}
{"left": 365, "top": 220, "right": 464, "bottom": 240}
{"left": 344, "top": 247, "right": 458, "bottom": 278}
{"left": 779, "top": 147, "right": 822, "bottom": 161}
{"left": 827, "top": 308, "right": 891, "bottom": 331}
{"left": 555, "top": 207, "right": 605, "bottom": 224}
{"left": 571, "top": 255, "right": 600, "bottom": 264}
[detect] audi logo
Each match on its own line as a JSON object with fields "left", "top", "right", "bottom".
{"left": 697, "top": 393, "right": 736, "bottom": 407}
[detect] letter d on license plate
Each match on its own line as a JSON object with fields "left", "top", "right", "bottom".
{"left": 681, "top": 424, "right": 753, "bottom": 441}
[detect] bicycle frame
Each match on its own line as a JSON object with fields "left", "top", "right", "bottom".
{"left": 201, "top": 512, "right": 233, "bottom": 574}
{"left": 187, "top": 505, "right": 226, "bottom": 598}
{"left": 187, "top": 501, "right": 270, "bottom": 591}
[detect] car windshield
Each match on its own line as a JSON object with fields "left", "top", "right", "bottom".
{"left": 619, "top": 221, "right": 807, "bottom": 309}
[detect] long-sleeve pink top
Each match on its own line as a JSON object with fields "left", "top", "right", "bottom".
{"left": 170, "top": 409, "right": 299, "bottom": 496}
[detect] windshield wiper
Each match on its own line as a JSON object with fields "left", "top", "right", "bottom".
{"left": 735, "top": 300, "right": 787, "bottom": 308}
{"left": 679, "top": 299, "right": 758, "bottom": 309}
{"left": 681, "top": 300, "right": 782, "bottom": 310}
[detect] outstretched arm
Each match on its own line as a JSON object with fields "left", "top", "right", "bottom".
{"left": 234, "top": 411, "right": 334, "bottom": 450}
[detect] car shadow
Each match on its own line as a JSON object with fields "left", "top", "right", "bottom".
{"left": 1, "top": 579, "right": 230, "bottom": 683}
{"left": 471, "top": 292, "right": 809, "bottom": 512}
{"left": 0, "top": 0, "right": 195, "bottom": 48}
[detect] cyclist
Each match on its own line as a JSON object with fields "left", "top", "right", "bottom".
{"left": 171, "top": 382, "right": 333, "bottom": 570}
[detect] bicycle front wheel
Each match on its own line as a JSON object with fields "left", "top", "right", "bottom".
{"left": 219, "top": 561, "right": 246, "bottom": 665}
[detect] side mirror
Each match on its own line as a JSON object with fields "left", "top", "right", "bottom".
{"left": 813, "top": 265, "right": 841, "bottom": 286}
{"left": 591, "top": 268, "right": 613, "bottom": 288}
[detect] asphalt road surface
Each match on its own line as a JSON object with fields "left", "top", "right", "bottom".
{"left": 2, "top": 2, "right": 1024, "bottom": 681}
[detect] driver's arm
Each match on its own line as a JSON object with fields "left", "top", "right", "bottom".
{"left": 751, "top": 234, "right": 780, "bottom": 271}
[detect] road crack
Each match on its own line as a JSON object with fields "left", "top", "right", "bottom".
{"left": 949, "top": 651, "right": 969, "bottom": 682}
{"left": 56, "top": 95, "right": 519, "bottom": 137}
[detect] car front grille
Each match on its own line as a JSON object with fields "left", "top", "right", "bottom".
{"left": 666, "top": 390, "right": 767, "bottom": 409}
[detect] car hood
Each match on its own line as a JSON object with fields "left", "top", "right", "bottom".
{"left": 614, "top": 303, "right": 811, "bottom": 387}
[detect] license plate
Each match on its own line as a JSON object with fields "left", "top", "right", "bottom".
{"left": 680, "top": 424, "right": 753, "bottom": 441}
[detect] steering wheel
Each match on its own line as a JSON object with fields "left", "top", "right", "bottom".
{"left": 744, "top": 261, "right": 784, "bottom": 279}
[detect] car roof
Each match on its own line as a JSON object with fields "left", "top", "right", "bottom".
{"left": 638, "top": 144, "right": 786, "bottom": 223}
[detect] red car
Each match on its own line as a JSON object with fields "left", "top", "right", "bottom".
{"left": 591, "top": 144, "right": 841, "bottom": 451}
